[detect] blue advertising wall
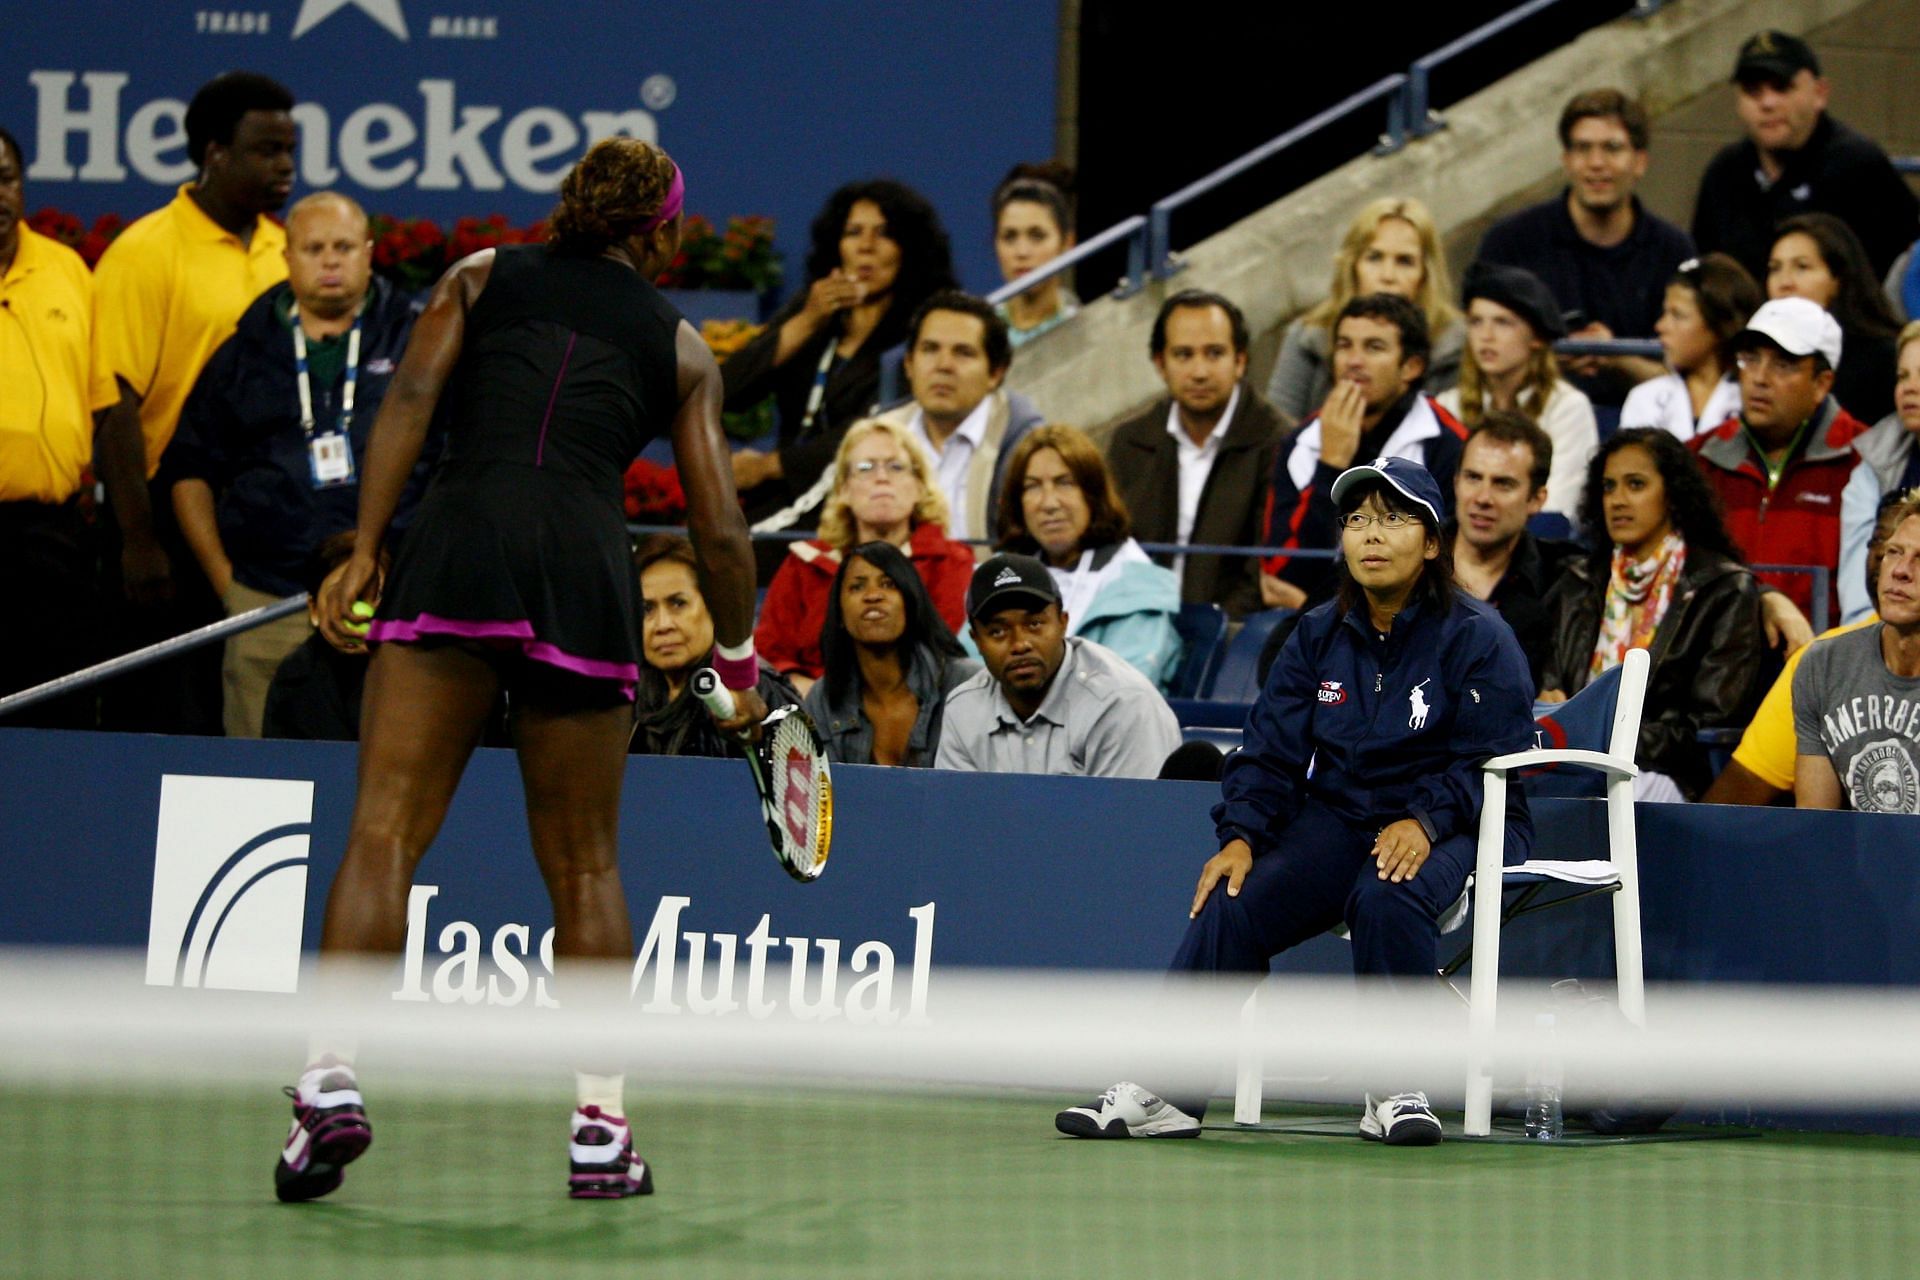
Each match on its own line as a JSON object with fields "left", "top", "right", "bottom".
{"left": 2, "top": 2, "right": 1057, "bottom": 293}
{"left": 6, "top": 727, "right": 1920, "bottom": 1132}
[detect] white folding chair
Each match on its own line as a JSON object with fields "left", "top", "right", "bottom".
{"left": 1232, "top": 647, "right": 1650, "bottom": 1133}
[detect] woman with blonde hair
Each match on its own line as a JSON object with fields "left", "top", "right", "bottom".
{"left": 1264, "top": 196, "right": 1465, "bottom": 421}
{"left": 1438, "top": 261, "right": 1598, "bottom": 519}
{"left": 754, "top": 417, "right": 974, "bottom": 692}
{"left": 992, "top": 424, "right": 1181, "bottom": 688}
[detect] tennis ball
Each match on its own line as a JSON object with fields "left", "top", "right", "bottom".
{"left": 351, "top": 601, "right": 375, "bottom": 620}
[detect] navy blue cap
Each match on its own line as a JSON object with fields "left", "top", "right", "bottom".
{"left": 1329, "top": 457, "right": 1444, "bottom": 528}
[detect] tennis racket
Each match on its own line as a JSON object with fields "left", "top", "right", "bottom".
{"left": 692, "top": 668, "right": 834, "bottom": 882}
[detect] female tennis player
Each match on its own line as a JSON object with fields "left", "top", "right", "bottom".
{"left": 273, "top": 138, "right": 766, "bottom": 1204}
{"left": 1055, "top": 457, "right": 1536, "bottom": 1146}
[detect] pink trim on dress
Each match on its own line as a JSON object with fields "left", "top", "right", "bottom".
{"left": 368, "top": 613, "right": 638, "bottom": 701}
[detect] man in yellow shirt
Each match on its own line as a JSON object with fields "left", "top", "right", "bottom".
{"left": 0, "top": 126, "right": 103, "bottom": 727}
{"left": 90, "top": 72, "right": 295, "bottom": 732}
{"left": 1705, "top": 495, "right": 1905, "bottom": 803}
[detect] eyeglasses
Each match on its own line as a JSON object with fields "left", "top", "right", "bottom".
{"left": 1735, "top": 349, "right": 1814, "bottom": 377}
{"left": 1340, "top": 510, "right": 1421, "bottom": 531}
{"left": 849, "top": 459, "right": 912, "bottom": 479}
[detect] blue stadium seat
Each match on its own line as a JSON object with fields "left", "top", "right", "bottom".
{"left": 1207, "top": 608, "right": 1293, "bottom": 701}
{"left": 1169, "top": 603, "right": 1227, "bottom": 699}
{"left": 1526, "top": 511, "right": 1574, "bottom": 540}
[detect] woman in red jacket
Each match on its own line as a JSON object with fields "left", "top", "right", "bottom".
{"left": 754, "top": 418, "right": 974, "bottom": 693}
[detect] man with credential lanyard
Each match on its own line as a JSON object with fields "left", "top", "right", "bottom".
{"left": 168, "top": 192, "right": 436, "bottom": 737}
{"left": 1055, "top": 457, "right": 1537, "bottom": 1147}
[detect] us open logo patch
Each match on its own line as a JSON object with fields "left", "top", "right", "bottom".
{"left": 1317, "top": 681, "right": 1348, "bottom": 705}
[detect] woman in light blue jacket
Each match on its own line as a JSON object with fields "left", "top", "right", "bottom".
{"left": 985, "top": 424, "right": 1182, "bottom": 689}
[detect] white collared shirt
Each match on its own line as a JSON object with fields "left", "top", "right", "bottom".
{"left": 1164, "top": 384, "right": 1239, "bottom": 583}
{"left": 909, "top": 399, "right": 992, "bottom": 542}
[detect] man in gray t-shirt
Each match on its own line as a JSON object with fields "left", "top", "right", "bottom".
{"left": 1793, "top": 501, "right": 1920, "bottom": 812}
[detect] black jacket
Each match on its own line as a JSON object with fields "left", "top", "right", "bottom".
{"left": 1107, "top": 382, "right": 1288, "bottom": 617}
{"left": 1470, "top": 530, "right": 1582, "bottom": 691}
{"left": 1539, "top": 548, "right": 1769, "bottom": 799}
{"left": 1691, "top": 113, "right": 1920, "bottom": 281}
{"left": 629, "top": 657, "right": 799, "bottom": 758}
{"left": 166, "top": 277, "right": 434, "bottom": 597}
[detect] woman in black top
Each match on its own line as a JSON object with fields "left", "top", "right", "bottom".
{"left": 1767, "top": 212, "right": 1903, "bottom": 424}
{"left": 282, "top": 139, "right": 764, "bottom": 1206}
{"left": 722, "top": 180, "right": 957, "bottom": 539}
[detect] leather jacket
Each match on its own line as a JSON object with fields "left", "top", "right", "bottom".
{"left": 1539, "top": 548, "right": 1770, "bottom": 798}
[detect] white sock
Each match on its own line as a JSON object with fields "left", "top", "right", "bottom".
{"left": 575, "top": 1071, "right": 626, "bottom": 1118}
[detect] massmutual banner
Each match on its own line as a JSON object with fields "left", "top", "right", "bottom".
{"left": 2, "top": 0, "right": 1057, "bottom": 291}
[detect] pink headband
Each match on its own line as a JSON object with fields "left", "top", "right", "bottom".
{"left": 641, "top": 166, "right": 685, "bottom": 233}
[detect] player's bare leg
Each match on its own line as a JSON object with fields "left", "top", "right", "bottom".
{"left": 277, "top": 642, "right": 500, "bottom": 1204}
{"left": 513, "top": 698, "right": 652, "bottom": 1198}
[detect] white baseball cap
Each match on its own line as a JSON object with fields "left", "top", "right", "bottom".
{"left": 1736, "top": 297, "right": 1843, "bottom": 372}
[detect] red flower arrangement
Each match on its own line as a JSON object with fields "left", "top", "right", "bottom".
{"left": 27, "top": 209, "right": 127, "bottom": 267}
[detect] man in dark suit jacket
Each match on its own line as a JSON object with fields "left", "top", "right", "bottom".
{"left": 1107, "top": 290, "right": 1287, "bottom": 618}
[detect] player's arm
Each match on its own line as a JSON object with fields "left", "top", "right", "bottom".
{"left": 673, "top": 318, "right": 766, "bottom": 731}
{"left": 316, "top": 251, "right": 485, "bottom": 648}
{"left": 93, "top": 382, "right": 169, "bottom": 603}
{"left": 1792, "top": 753, "right": 1844, "bottom": 810}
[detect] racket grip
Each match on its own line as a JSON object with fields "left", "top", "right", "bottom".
{"left": 690, "top": 667, "right": 737, "bottom": 719}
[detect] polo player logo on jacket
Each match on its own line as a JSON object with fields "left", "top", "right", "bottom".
{"left": 1409, "top": 678, "right": 1432, "bottom": 730}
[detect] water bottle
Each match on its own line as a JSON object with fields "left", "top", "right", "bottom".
{"left": 1523, "top": 1012, "right": 1565, "bottom": 1141}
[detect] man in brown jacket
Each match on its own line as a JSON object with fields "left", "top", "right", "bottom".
{"left": 1106, "top": 290, "right": 1288, "bottom": 617}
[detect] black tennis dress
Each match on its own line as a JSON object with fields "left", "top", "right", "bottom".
{"left": 367, "top": 244, "right": 683, "bottom": 699}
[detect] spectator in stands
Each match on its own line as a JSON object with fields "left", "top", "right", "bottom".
{"left": 937, "top": 553, "right": 1180, "bottom": 778}
{"left": 873, "top": 291, "right": 1041, "bottom": 542}
{"left": 1706, "top": 496, "right": 1903, "bottom": 805}
{"left": 1449, "top": 412, "right": 1578, "bottom": 689}
{"left": 1619, "top": 254, "right": 1763, "bottom": 442}
{"left": 1692, "top": 30, "right": 1920, "bottom": 282}
{"left": 993, "top": 424, "right": 1181, "bottom": 689}
{"left": 1692, "top": 297, "right": 1869, "bottom": 627}
{"left": 992, "top": 165, "right": 1079, "bottom": 348}
{"left": 1265, "top": 197, "right": 1464, "bottom": 423}
{"left": 630, "top": 535, "right": 797, "bottom": 758}
{"left": 755, "top": 419, "right": 973, "bottom": 693}
{"left": 1841, "top": 323, "right": 1920, "bottom": 622}
{"left": 1794, "top": 492, "right": 1920, "bottom": 812}
{"left": 1054, "top": 458, "right": 1536, "bottom": 1146}
{"left": 803, "top": 540, "right": 978, "bottom": 767}
{"left": 91, "top": 71, "right": 297, "bottom": 734}
{"left": 1108, "top": 290, "right": 1285, "bottom": 617}
{"left": 1438, "top": 262, "right": 1598, "bottom": 519}
{"left": 167, "top": 192, "right": 429, "bottom": 738}
{"left": 1262, "top": 293, "right": 1466, "bottom": 609}
{"left": 1767, "top": 213, "right": 1902, "bottom": 425}
{"left": 0, "top": 124, "right": 100, "bottom": 729}
{"left": 1476, "top": 89, "right": 1694, "bottom": 405}
{"left": 1540, "top": 429, "right": 1767, "bottom": 800}
{"left": 723, "top": 181, "right": 957, "bottom": 543}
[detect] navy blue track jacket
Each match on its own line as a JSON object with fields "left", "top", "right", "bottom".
{"left": 1212, "top": 591, "right": 1536, "bottom": 860}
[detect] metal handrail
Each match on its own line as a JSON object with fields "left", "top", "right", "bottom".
{"left": 1148, "top": 74, "right": 1410, "bottom": 280}
{"left": 1895, "top": 157, "right": 1920, "bottom": 175}
{"left": 1407, "top": 0, "right": 1568, "bottom": 136}
{"left": 1752, "top": 564, "right": 1831, "bottom": 633}
{"left": 985, "top": 215, "right": 1151, "bottom": 305}
{"left": 0, "top": 595, "right": 309, "bottom": 720}
{"left": 1554, "top": 338, "right": 1664, "bottom": 359}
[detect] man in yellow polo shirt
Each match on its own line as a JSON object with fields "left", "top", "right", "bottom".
{"left": 90, "top": 71, "right": 295, "bottom": 733}
{"left": 0, "top": 125, "right": 103, "bottom": 728}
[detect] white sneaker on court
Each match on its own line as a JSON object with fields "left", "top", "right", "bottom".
{"left": 1359, "top": 1091, "right": 1443, "bottom": 1145}
{"left": 1054, "top": 1082, "right": 1202, "bottom": 1139}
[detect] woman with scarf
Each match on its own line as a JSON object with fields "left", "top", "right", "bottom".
{"left": 1538, "top": 428, "right": 1768, "bottom": 800}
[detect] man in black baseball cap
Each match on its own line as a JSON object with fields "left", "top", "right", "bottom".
{"left": 1693, "top": 28, "right": 1917, "bottom": 281}
{"left": 935, "top": 552, "right": 1181, "bottom": 778}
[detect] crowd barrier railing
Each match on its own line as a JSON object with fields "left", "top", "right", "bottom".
{"left": 0, "top": 541, "right": 1831, "bottom": 722}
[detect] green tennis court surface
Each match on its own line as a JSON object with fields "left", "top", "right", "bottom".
{"left": 6, "top": 1084, "right": 1918, "bottom": 1279}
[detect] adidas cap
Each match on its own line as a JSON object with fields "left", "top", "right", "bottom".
{"left": 966, "top": 552, "right": 1061, "bottom": 622}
